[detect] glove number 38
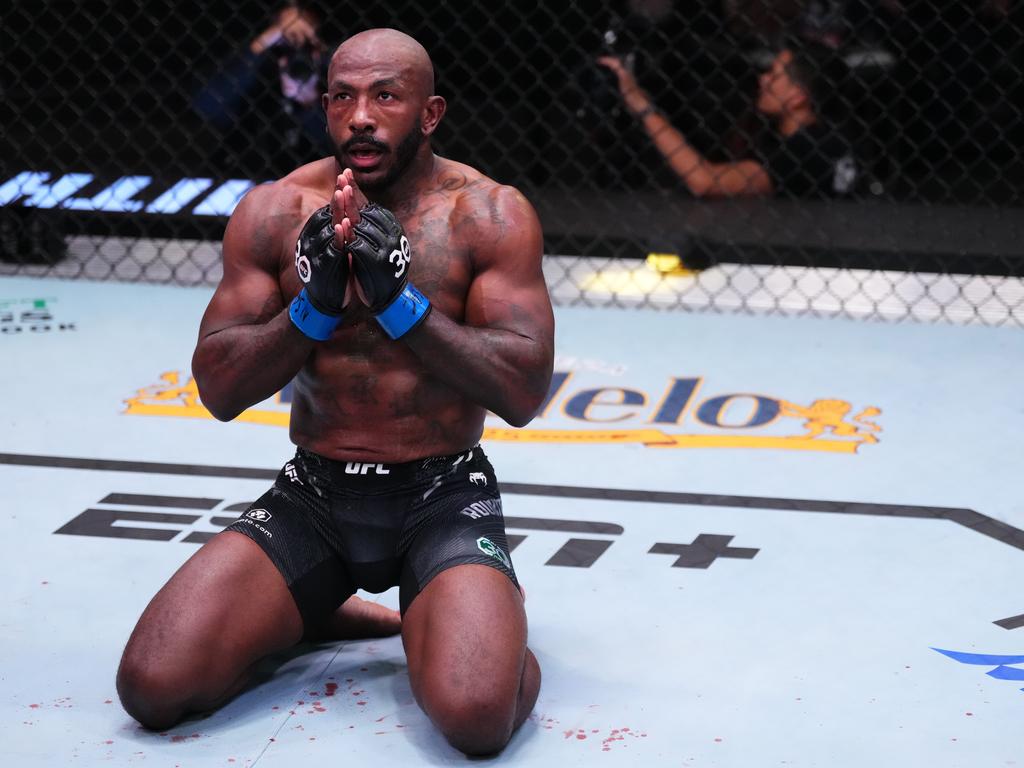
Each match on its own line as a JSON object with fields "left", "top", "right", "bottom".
{"left": 389, "top": 236, "right": 411, "bottom": 279}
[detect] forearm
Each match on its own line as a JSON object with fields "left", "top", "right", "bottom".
{"left": 603, "top": 63, "right": 722, "bottom": 197}
{"left": 638, "top": 109, "right": 771, "bottom": 197}
{"left": 192, "top": 309, "right": 314, "bottom": 421}
{"left": 404, "top": 311, "right": 553, "bottom": 428}
{"left": 637, "top": 110, "right": 718, "bottom": 197}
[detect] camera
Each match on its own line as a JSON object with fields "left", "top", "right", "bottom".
{"left": 271, "top": 41, "right": 318, "bottom": 82}
{"left": 575, "top": 19, "right": 637, "bottom": 119}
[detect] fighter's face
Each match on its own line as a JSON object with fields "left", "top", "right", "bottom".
{"left": 324, "top": 61, "right": 425, "bottom": 192}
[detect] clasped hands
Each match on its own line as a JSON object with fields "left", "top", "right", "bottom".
{"left": 289, "top": 169, "right": 431, "bottom": 341}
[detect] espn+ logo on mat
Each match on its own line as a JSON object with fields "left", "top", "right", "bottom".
{"left": 54, "top": 492, "right": 758, "bottom": 572}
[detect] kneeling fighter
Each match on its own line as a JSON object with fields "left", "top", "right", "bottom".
{"left": 115, "top": 27, "right": 554, "bottom": 757}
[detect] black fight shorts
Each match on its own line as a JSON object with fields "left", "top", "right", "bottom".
{"left": 223, "top": 445, "right": 519, "bottom": 626}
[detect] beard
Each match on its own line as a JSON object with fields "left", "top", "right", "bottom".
{"left": 334, "top": 123, "right": 424, "bottom": 194}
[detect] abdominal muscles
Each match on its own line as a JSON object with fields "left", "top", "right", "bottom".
{"left": 287, "top": 343, "right": 485, "bottom": 462}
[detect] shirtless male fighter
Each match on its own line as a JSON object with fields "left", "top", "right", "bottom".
{"left": 116, "top": 27, "right": 554, "bottom": 756}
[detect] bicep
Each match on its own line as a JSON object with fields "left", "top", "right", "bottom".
{"left": 197, "top": 190, "right": 287, "bottom": 340}
{"left": 197, "top": 267, "right": 285, "bottom": 340}
{"left": 463, "top": 192, "right": 554, "bottom": 346}
{"left": 465, "top": 256, "right": 553, "bottom": 344}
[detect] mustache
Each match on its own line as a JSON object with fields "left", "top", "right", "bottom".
{"left": 342, "top": 136, "right": 390, "bottom": 154}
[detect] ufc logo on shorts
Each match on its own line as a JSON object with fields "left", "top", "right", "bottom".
{"left": 344, "top": 462, "right": 391, "bottom": 475}
{"left": 389, "top": 236, "right": 411, "bottom": 278}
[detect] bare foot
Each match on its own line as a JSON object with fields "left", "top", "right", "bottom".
{"left": 321, "top": 595, "right": 401, "bottom": 640}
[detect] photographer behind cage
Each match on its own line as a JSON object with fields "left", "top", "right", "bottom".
{"left": 597, "top": 43, "right": 859, "bottom": 199}
{"left": 192, "top": 2, "right": 330, "bottom": 175}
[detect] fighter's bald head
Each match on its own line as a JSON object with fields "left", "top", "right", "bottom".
{"left": 328, "top": 28, "right": 435, "bottom": 98}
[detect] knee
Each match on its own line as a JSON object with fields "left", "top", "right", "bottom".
{"left": 116, "top": 652, "right": 190, "bottom": 731}
{"left": 428, "top": 691, "right": 517, "bottom": 756}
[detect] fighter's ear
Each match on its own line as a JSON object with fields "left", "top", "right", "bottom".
{"left": 421, "top": 95, "right": 447, "bottom": 137}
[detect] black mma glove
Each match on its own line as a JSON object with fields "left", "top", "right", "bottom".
{"left": 288, "top": 205, "right": 349, "bottom": 340}
{"left": 348, "top": 203, "right": 432, "bottom": 339}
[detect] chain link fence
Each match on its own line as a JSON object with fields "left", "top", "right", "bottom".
{"left": 2, "top": 1, "right": 1022, "bottom": 324}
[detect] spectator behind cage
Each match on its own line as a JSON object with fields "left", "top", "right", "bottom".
{"left": 192, "top": 2, "right": 330, "bottom": 176}
{"left": 597, "top": 45, "right": 858, "bottom": 198}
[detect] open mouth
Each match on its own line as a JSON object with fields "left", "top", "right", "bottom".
{"left": 348, "top": 146, "right": 385, "bottom": 168}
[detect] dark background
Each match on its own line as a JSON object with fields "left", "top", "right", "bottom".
{"left": 5, "top": 0, "right": 1022, "bottom": 198}
{"left": 2, "top": 0, "right": 1023, "bottom": 272}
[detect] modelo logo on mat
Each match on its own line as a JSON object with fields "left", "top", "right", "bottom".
{"left": 123, "top": 370, "right": 882, "bottom": 454}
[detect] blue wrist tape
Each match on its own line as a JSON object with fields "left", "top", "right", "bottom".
{"left": 289, "top": 289, "right": 341, "bottom": 341}
{"left": 376, "top": 284, "right": 432, "bottom": 339}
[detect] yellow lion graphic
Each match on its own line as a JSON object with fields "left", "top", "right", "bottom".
{"left": 779, "top": 399, "right": 882, "bottom": 444}
{"left": 125, "top": 371, "right": 202, "bottom": 409}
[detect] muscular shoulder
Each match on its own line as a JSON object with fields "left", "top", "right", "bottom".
{"left": 440, "top": 160, "right": 527, "bottom": 218}
{"left": 224, "top": 160, "right": 334, "bottom": 269}
{"left": 439, "top": 160, "right": 540, "bottom": 262}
